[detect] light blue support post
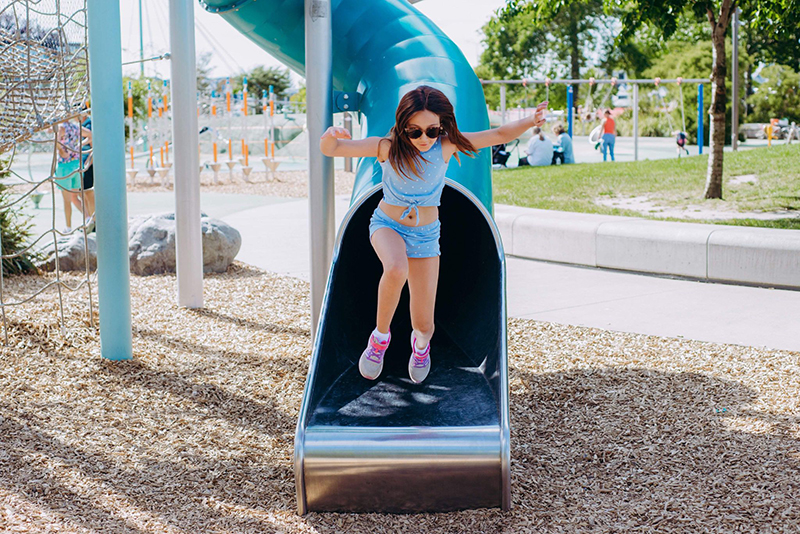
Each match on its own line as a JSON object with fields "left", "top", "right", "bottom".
{"left": 87, "top": 0, "right": 133, "bottom": 360}
{"left": 567, "top": 85, "right": 574, "bottom": 138}
{"left": 697, "top": 84, "right": 704, "bottom": 155}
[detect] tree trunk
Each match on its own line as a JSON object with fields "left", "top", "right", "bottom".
{"left": 704, "top": 23, "right": 728, "bottom": 199}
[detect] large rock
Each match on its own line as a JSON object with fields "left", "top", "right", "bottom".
{"left": 37, "top": 213, "right": 241, "bottom": 275}
{"left": 36, "top": 232, "right": 97, "bottom": 272}
{"left": 128, "top": 212, "right": 241, "bottom": 275}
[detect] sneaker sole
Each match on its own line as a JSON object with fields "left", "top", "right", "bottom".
{"left": 359, "top": 358, "right": 382, "bottom": 380}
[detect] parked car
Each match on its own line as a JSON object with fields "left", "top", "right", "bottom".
{"left": 739, "top": 123, "right": 767, "bottom": 139}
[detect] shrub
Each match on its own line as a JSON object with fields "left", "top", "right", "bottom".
{"left": 0, "top": 158, "right": 39, "bottom": 275}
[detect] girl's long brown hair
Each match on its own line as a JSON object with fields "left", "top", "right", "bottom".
{"left": 384, "top": 85, "right": 477, "bottom": 180}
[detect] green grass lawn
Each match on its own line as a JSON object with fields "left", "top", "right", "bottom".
{"left": 492, "top": 144, "right": 800, "bottom": 229}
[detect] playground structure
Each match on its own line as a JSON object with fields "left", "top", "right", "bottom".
{"left": 483, "top": 76, "right": 709, "bottom": 161}
{"left": 0, "top": 0, "right": 96, "bottom": 342}
{"left": 123, "top": 76, "right": 307, "bottom": 185}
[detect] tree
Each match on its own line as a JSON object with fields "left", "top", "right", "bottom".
{"left": 747, "top": 64, "right": 800, "bottom": 124}
{"left": 231, "top": 66, "right": 292, "bottom": 104}
{"left": 480, "top": 0, "right": 610, "bottom": 104}
{"left": 738, "top": 9, "right": 800, "bottom": 118}
{"left": 531, "top": 0, "right": 799, "bottom": 200}
{"left": 739, "top": 4, "right": 800, "bottom": 73}
{"left": 196, "top": 52, "right": 215, "bottom": 95}
{"left": 122, "top": 75, "right": 167, "bottom": 131}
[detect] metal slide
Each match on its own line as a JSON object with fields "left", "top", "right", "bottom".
{"left": 201, "top": 0, "right": 510, "bottom": 513}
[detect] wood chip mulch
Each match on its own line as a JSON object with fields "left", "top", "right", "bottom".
{"left": 1, "top": 264, "right": 798, "bottom": 533}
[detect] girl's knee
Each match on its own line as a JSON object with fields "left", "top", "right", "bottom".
{"left": 413, "top": 321, "right": 434, "bottom": 337}
{"left": 382, "top": 261, "right": 408, "bottom": 283}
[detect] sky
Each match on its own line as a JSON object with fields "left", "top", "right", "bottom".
{"left": 120, "top": 0, "right": 507, "bottom": 83}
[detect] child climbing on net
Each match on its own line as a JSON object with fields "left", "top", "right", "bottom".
{"left": 320, "top": 85, "right": 546, "bottom": 384}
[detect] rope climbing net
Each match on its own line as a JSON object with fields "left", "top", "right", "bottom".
{"left": 0, "top": 0, "right": 94, "bottom": 344}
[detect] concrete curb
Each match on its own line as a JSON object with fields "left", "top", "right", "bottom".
{"left": 495, "top": 205, "right": 800, "bottom": 289}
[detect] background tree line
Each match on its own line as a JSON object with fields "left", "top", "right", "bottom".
{"left": 478, "top": 0, "right": 800, "bottom": 199}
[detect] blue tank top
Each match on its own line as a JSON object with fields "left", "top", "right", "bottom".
{"left": 380, "top": 137, "right": 447, "bottom": 225}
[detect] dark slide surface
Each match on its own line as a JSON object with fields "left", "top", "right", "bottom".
{"left": 306, "top": 185, "right": 503, "bottom": 429}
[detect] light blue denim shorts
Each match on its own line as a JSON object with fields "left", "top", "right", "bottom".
{"left": 369, "top": 206, "right": 441, "bottom": 258}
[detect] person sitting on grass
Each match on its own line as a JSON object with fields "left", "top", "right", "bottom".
{"left": 523, "top": 126, "right": 553, "bottom": 167}
{"left": 551, "top": 123, "right": 574, "bottom": 165}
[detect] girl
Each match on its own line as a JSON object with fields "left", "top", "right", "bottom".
{"left": 320, "top": 85, "right": 546, "bottom": 384}
{"left": 54, "top": 120, "right": 83, "bottom": 233}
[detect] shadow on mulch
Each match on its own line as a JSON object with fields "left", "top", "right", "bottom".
{"left": 302, "top": 367, "right": 800, "bottom": 533}
{"left": 97, "top": 357, "right": 295, "bottom": 437}
{"left": 0, "top": 401, "right": 294, "bottom": 533}
{"left": 1, "top": 265, "right": 797, "bottom": 532}
{"left": 187, "top": 308, "right": 311, "bottom": 338}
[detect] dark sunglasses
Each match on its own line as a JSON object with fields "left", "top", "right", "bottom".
{"left": 404, "top": 126, "right": 443, "bottom": 140}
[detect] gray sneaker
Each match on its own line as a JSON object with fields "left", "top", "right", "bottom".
{"left": 408, "top": 332, "right": 431, "bottom": 384}
{"left": 359, "top": 331, "right": 391, "bottom": 380}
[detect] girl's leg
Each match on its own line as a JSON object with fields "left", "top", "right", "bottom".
{"left": 84, "top": 190, "right": 96, "bottom": 218}
{"left": 371, "top": 227, "right": 409, "bottom": 333}
{"left": 70, "top": 191, "right": 83, "bottom": 217}
{"left": 60, "top": 189, "right": 72, "bottom": 229}
{"left": 609, "top": 137, "right": 615, "bottom": 161}
{"left": 407, "top": 256, "right": 439, "bottom": 349}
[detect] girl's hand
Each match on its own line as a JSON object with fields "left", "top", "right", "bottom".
{"left": 533, "top": 101, "right": 548, "bottom": 127}
{"left": 321, "top": 126, "right": 351, "bottom": 140}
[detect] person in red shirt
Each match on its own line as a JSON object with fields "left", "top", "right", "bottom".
{"left": 601, "top": 109, "right": 616, "bottom": 162}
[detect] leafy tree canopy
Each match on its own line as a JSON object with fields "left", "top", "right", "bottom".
{"left": 747, "top": 64, "right": 800, "bottom": 124}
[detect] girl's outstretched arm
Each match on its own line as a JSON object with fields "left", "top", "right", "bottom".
{"left": 463, "top": 101, "right": 548, "bottom": 150}
{"left": 320, "top": 126, "right": 383, "bottom": 158}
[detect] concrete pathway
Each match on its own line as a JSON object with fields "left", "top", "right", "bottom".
{"left": 506, "top": 257, "right": 798, "bottom": 352}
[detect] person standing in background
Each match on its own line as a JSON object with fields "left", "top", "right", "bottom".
{"left": 53, "top": 120, "right": 82, "bottom": 233}
{"left": 601, "top": 109, "right": 616, "bottom": 162}
{"left": 79, "top": 110, "right": 96, "bottom": 232}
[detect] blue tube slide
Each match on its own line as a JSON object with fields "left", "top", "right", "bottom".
{"left": 201, "top": 0, "right": 510, "bottom": 514}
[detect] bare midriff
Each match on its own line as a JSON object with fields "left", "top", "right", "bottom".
{"left": 379, "top": 200, "right": 439, "bottom": 227}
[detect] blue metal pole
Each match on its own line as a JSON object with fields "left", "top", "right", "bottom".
{"left": 697, "top": 83, "right": 704, "bottom": 155}
{"left": 87, "top": 0, "right": 133, "bottom": 360}
{"left": 567, "top": 85, "right": 574, "bottom": 138}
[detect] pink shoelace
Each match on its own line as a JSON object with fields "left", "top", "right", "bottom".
{"left": 412, "top": 340, "right": 430, "bottom": 368}
{"left": 365, "top": 337, "right": 388, "bottom": 364}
